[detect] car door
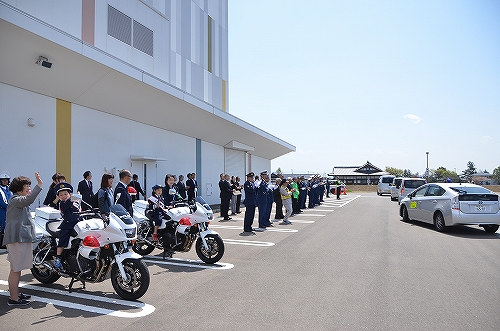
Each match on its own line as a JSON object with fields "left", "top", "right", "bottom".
{"left": 406, "top": 185, "right": 428, "bottom": 220}
{"left": 418, "top": 185, "right": 446, "bottom": 224}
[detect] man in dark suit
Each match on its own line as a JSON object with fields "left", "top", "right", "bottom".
{"left": 186, "top": 172, "right": 198, "bottom": 201}
{"left": 243, "top": 172, "right": 257, "bottom": 233}
{"left": 77, "top": 170, "right": 94, "bottom": 210}
{"left": 219, "top": 174, "right": 233, "bottom": 220}
{"left": 114, "top": 169, "right": 133, "bottom": 216}
{"left": 218, "top": 173, "right": 224, "bottom": 217}
{"left": 177, "top": 174, "right": 187, "bottom": 200}
{"left": 128, "top": 174, "right": 145, "bottom": 202}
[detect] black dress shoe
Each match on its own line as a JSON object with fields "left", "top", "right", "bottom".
{"left": 223, "top": 217, "right": 232, "bottom": 220}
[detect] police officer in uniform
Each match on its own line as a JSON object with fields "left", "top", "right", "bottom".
{"left": 256, "top": 171, "right": 271, "bottom": 230}
{"left": 243, "top": 172, "right": 257, "bottom": 233}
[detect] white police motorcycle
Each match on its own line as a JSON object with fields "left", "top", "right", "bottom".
{"left": 132, "top": 195, "right": 224, "bottom": 264}
{"left": 31, "top": 199, "right": 150, "bottom": 301}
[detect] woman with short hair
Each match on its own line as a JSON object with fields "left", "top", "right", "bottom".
{"left": 3, "top": 172, "right": 43, "bottom": 306}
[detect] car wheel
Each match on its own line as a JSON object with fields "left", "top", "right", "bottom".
{"left": 401, "top": 205, "right": 410, "bottom": 222}
{"left": 434, "top": 212, "right": 447, "bottom": 232}
{"left": 482, "top": 224, "right": 499, "bottom": 233}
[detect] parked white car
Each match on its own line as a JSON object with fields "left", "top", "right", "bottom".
{"left": 377, "top": 175, "right": 395, "bottom": 196}
{"left": 397, "top": 178, "right": 427, "bottom": 204}
{"left": 390, "top": 177, "right": 403, "bottom": 201}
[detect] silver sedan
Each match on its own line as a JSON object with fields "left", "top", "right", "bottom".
{"left": 399, "top": 183, "right": 500, "bottom": 233}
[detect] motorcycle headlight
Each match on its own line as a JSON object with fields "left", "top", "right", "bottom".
{"left": 207, "top": 213, "right": 213, "bottom": 220}
{"left": 124, "top": 228, "right": 136, "bottom": 238}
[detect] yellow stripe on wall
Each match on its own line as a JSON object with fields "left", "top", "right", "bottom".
{"left": 56, "top": 99, "right": 71, "bottom": 183}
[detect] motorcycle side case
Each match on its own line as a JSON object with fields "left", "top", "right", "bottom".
{"left": 35, "top": 206, "right": 62, "bottom": 220}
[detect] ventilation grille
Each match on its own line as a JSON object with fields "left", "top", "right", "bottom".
{"left": 108, "top": 5, "right": 131, "bottom": 45}
{"left": 133, "top": 20, "right": 154, "bottom": 56}
{"left": 107, "top": 5, "right": 153, "bottom": 56}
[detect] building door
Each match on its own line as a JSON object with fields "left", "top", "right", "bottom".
{"left": 224, "top": 149, "right": 245, "bottom": 180}
{"left": 140, "top": 162, "right": 158, "bottom": 199}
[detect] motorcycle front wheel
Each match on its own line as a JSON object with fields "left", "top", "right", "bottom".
{"left": 195, "top": 234, "right": 224, "bottom": 264}
{"left": 111, "top": 259, "right": 150, "bottom": 301}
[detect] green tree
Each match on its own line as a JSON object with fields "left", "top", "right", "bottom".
{"left": 461, "top": 161, "right": 476, "bottom": 182}
{"left": 428, "top": 167, "right": 460, "bottom": 183}
{"left": 402, "top": 169, "right": 419, "bottom": 178}
{"left": 385, "top": 167, "right": 404, "bottom": 177}
{"left": 492, "top": 166, "right": 500, "bottom": 183}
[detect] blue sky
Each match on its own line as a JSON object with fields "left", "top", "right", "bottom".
{"left": 228, "top": 0, "right": 500, "bottom": 176}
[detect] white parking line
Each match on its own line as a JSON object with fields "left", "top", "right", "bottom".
{"left": 0, "top": 280, "right": 155, "bottom": 318}
{"left": 224, "top": 239, "right": 275, "bottom": 247}
{"left": 143, "top": 256, "right": 234, "bottom": 269}
{"left": 210, "top": 225, "right": 298, "bottom": 233}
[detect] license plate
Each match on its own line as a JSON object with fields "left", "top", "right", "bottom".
{"left": 475, "top": 205, "right": 486, "bottom": 212}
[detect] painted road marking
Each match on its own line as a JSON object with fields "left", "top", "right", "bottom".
{"left": 0, "top": 280, "right": 155, "bottom": 318}
{"left": 224, "top": 239, "right": 275, "bottom": 247}
{"left": 143, "top": 256, "right": 234, "bottom": 269}
{"left": 210, "top": 225, "right": 298, "bottom": 233}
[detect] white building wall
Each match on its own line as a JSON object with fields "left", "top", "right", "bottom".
{"left": 5, "top": 0, "right": 228, "bottom": 110}
{"left": 72, "top": 104, "right": 196, "bottom": 196}
{"left": 200, "top": 141, "right": 224, "bottom": 204}
{"left": 0, "top": 83, "right": 56, "bottom": 207}
{"left": 2, "top": 0, "right": 82, "bottom": 38}
{"left": 251, "top": 155, "right": 272, "bottom": 176}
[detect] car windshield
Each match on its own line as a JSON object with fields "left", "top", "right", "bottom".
{"left": 450, "top": 186, "right": 499, "bottom": 201}
{"left": 404, "top": 180, "right": 426, "bottom": 188}
{"left": 393, "top": 179, "right": 402, "bottom": 187}
{"left": 382, "top": 177, "right": 394, "bottom": 183}
{"left": 450, "top": 186, "right": 491, "bottom": 194}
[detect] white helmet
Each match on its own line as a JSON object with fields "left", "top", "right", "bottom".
{"left": 0, "top": 171, "right": 10, "bottom": 179}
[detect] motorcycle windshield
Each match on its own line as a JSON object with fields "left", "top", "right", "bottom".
{"left": 110, "top": 204, "right": 135, "bottom": 225}
{"left": 195, "top": 196, "right": 211, "bottom": 211}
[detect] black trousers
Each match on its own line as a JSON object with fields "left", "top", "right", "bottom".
{"left": 292, "top": 197, "right": 300, "bottom": 213}
{"left": 236, "top": 194, "right": 242, "bottom": 212}
{"left": 274, "top": 197, "right": 284, "bottom": 219}
{"left": 221, "top": 197, "right": 231, "bottom": 218}
{"left": 243, "top": 205, "right": 256, "bottom": 231}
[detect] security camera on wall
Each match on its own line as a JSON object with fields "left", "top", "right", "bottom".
{"left": 36, "top": 56, "right": 52, "bottom": 68}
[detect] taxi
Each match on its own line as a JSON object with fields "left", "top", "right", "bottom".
{"left": 399, "top": 183, "right": 500, "bottom": 233}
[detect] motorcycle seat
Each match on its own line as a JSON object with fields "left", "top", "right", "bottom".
{"left": 45, "top": 220, "right": 78, "bottom": 238}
